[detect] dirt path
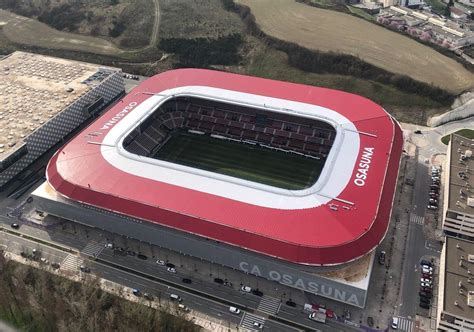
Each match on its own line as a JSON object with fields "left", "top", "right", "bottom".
{"left": 236, "top": 0, "right": 474, "bottom": 93}
{"left": 150, "top": 0, "right": 161, "bottom": 47}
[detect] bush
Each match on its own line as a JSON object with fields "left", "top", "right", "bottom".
{"left": 37, "top": 4, "right": 86, "bottom": 32}
{"left": 160, "top": 33, "right": 243, "bottom": 67}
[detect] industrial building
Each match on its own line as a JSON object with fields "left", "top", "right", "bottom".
{"left": 0, "top": 52, "right": 124, "bottom": 188}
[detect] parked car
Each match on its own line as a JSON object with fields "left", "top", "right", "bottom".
{"left": 252, "top": 289, "right": 264, "bottom": 297}
{"left": 167, "top": 267, "right": 176, "bottom": 273}
{"left": 253, "top": 322, "right": 263, "bottom": 329}
{"left": 421, "top": 282, "right": 432, "bottom": 288}
{"left": 40, "top": 257, "right": 49, "bottom": 264}
{"left": 378, "top": 251, "right": 386, "bottom": 265}
{"left": 10, "top": 223, "right": 19, "bottom": 229}
{"left": 132, "top": 289, "right": 141, "bottom": 296}
{"left": 105, "top": 243, "right": 113, "bottom": 249}
{"left": 178, "top": 304, "right": 190, "bottom": 311}
{"left": 429, "top": 199, "right": 438, "bottom": 204}
{"left": 224, "top": 281, "right": 233, "bottom": 287}
{"left": 241, "top": 285, "right": 252, "bottom": 293}
{"left": 51, "top": 262, "right": 60, "bottom": 269}
{"left": 422, "top": 273, "right": 432, "bottom": 279}
{"left": 214, "top": 278, "right": 224, "bottom": 284}
{"left": 391, "top": 317, "right": 399, "bottom": 329}
{"left": 422, "top": 266, "right": 433, "bottom": 273}
{"left": 144, "top": 293, "right": 154, "bottom": 301}
{"left": 427, "top": 205, "right": 438, "bottom": 210}
{"left": 285, "top": 300, "right": 296, "bottom": 307}
{"left": 420, "top": 260, "right": 433, "bottom": 267}
{"left": 420, "top": 296, "right": 431, "bottom": 304}
{"left": 420, "top": 278, "right": 432, "bottom": 284}
{"left": 229, "top": 306, "right": 241, "bottom": 315}
{"left": 182, "top": 278, "right": 192, "bottom": 284}
{"left": 156, "top": 259, "right": 165, "bottom": 265}
{"left": 170, "top": 294, "right": 182, "bottom": 302}
{"left": 420, "top": 287, "right": 432, "bottom": 293}
{"left": 419, "top": 291, "right": 432, "bottom": 298}
{"left": 166, "top": 262, "right": 175, "bottom": 268}
{"left": 80, "top": 265, "right": 91, "bottom": 273}
{"left": 419, "top": 302, "right": 430, "bottom": 309}
{"left": 137, "top": 253, "right": 148, "bottom": 260}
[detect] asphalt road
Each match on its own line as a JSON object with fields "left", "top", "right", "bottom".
{"left": 398, "top": 128, "right": 446, "bottom": 319}
{"left": 0, "top": 222, "right": 357, "bottom": 332}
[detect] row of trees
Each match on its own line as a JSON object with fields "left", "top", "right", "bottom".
{"left": 231, "top": 2, "right": 454, "bottom": 105}
{"left": 0, "top": 251, "right": 200, "bottom": 331}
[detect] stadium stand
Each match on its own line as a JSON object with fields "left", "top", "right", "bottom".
{"left": 123, "top": 96, "right": 335, "bottom": 159}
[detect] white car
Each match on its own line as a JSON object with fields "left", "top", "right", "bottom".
{"left": 229, "top": 306, "right": 241, "bottom": 315}
{"left": 156, "top": 259, "right": 165, "bottom": 265}
{"left": 167, "top": 267, "right": 176, "bottom": 273}
{"left": 420, "top": 282, "right": 432, "bottom": 288}
{"left": 427, "top": 205, "right": 438, "bottom": 210}
{"left": 392, "top": 317, "right": 399, "bottom": 329}
{"left": 422, "top": 267, "right": 433, "bottom": 274}
{"left": 40, "top": 257, "right": 48, "bottom": 264}
{"left": 253, "top": 322, "right": 263, "bottom": 329}
{"left": 178, "top": 304, "right": 190, "bottom": 311}
{"left": 105, "top": 243, "right": 113, "bottom": 249}
{"left": 240, "top": 285, "right": 252, "bottom": 293}
{"left": 420, "top": 278, "right": 432, "bottom": 284}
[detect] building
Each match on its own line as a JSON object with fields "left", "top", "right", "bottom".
{"left": 32, "top": 69, "right": 403, "bottom": 307}
{"left": 437, "top": 134, "right": 474, "bottom": 331}
{"left": 378, "top": 6, "right": 474, "bottom": 48}
{"left": 442, "top": 134, "right": 474, "bottom": 240}
{"left": 0, "top": 52, "right": 124, "bottom": 188}
{"left": 450, "top": 7, "right": 468, "bottom": 21}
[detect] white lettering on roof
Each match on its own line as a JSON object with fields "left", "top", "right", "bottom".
{"left": 354, "top": 147, "right": 374, "bottom": 187}
{"left": 100, "top": 102, "right": 138, "bottom": 131}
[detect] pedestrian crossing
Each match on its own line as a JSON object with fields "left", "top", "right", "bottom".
{"left": 397, "top": 317, "right": 414, "bottom": 332}
{"left": 81, "top": 241, "right": 104, "bottom": 258}
{"left": 240, "top": 312, "right": 265, "bottom": 330}
{"left": 410, "top": 214, "right": 425, "bottom": 225}
{"left": 60, "top": 254, "right": 83, "bottom": 272}
{"left": 257, "top": 295, "right": 281, "bottom": 315}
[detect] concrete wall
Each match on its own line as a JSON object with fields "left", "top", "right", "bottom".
{"left": 32, "top": 191, "right": 369, "bottom": 308}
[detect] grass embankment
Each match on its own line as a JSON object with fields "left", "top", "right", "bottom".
{"left": 441, "top": 129, "right": 474, "bottom": 145}
{"left": 240, "top": 44, "right": 445, "bottom": 124}
{"left": 0, "top": 254, "right": 200, "bottom": 332}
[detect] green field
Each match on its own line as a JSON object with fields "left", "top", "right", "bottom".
{"left": 153, "top": 133, "right": 325, "bottom": 190}
{"left": 441, "top": 129, "right": 474, "bottom": 145}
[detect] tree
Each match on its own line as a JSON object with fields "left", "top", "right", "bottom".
{"left": 444, "top": 4, "right": 451, "bottom": 17}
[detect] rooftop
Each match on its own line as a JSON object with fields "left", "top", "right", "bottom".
{"left": 0, "top": 52, "right": 106, "bottom": 158}
{"left": 443, "top": 236, "right": 474, "bottom": 319}
{"left": 448, "top": 134, "right": 474, "bottom": 216}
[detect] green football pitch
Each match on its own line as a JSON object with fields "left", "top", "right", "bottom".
{"left": 152, "top": 133, "right": 325, "bottom": 190}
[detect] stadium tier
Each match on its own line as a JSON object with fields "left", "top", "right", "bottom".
{"left": 35, "top": 69, "right": 403, "bottom": 307}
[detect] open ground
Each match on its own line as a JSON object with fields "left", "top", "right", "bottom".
{"left": 236, "top": 0, "right": 474, "bottom": 93}
{"left": 0, "top": 0, "right": 160, "bottom": 57}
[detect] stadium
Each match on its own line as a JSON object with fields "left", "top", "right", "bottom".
{"left": 32, "top": 69, "right": 403, "bottom": 307}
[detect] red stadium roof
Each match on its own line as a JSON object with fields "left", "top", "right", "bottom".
{"left": 46, "top": 69, "right": 403, "bottom": 266}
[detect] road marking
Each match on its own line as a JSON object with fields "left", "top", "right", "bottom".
{"left": 396, "top": 316, "right": 414, "bottom": 331}
{"left": 410, "top": 214, "right": 425, "bottom": 225}
{"left": 257, "top": 295, "right": 281, "bottom": 315}
{"left": 240, "top": 312, "right": 265, "bottom": 330}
